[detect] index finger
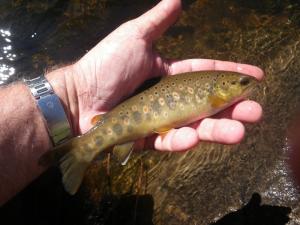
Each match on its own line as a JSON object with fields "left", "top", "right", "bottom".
{"left": 167, "top": 59, "right": 264, "bottom": 80}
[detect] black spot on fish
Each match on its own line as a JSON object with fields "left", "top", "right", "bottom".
{"left": 94, "top": 136, "right": 103, "bottom": 146}
{"left": 113, "top": 124, "right": 123, "bottom": 135}
{"left": 197, "top": 90, "right": 205, "bottom": 99}
{"left": 121, "top": 115, "right": 130, "bottom": 121}
{"left": 133, "top": 111, "right": 142, "bottom": 123}
{"left": 166, "top": 94, "right": 176, "bottom": 110}
{"left": 151, "top": 100, "right": 161, "bottom": 113}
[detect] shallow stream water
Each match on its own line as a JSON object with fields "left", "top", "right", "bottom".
{"left": 1, "top": 1, "right": 300, "bottom": 225}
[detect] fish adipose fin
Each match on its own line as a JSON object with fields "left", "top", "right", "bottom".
{"left": 39, "top": 137, "right": 96, "bottom": 195}
{"left": 112, "top": 141, "right": 135, "bottom": 166}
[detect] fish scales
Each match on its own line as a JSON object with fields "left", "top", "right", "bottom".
{"left": 40, "top": 71, "right": 257, "bottom": 195}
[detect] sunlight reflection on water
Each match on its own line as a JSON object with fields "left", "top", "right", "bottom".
{"left": 0, "top": 28, "right": 16, "bottom": 85}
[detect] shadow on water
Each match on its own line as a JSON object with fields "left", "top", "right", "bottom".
{"left": 0, "top": 168, "right": 85, "bottom": 225}
{"left": 211, "top": 193, "right": 291, "bottom": 225}
{"left": 87, "top": 194, "right": 154, "bottom": 225}
{"left": 0, "top": 167, "right": 154, "bottom": 225}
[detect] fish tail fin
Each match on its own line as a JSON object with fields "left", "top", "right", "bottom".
{"left": 39, "top": 137, "right": 94, "bottom": 195}
{"left": 59, "top": 151, "right": 90, "bottom": 195}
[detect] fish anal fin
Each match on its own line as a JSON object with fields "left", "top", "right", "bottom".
{"left": 91, "top": 114, "right": 104, "bottom": 126}
{"left": 154, "top": 127, "right": 172, "bottom": 138}
{"left": 112, "top": 142, "right": 135, "bottom": 166}
{"left": 209, "top": 95, "right": 227, "bottom": 108}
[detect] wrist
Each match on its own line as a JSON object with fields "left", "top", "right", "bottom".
{"left": 46, "top": 65, "right": 80, "bottom": 135}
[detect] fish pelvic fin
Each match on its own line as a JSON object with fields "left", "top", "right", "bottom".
{"left": 112, "top": 141, "right": 135, "bottom": 166}
{"left": 39, "top": 136, "right": 96, "bottom": 195}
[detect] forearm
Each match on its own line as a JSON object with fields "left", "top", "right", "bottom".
{"left": 0, "top": 65, "right": 77, "bottom": 205}
{"left": 0, "top": 82, "right": 51, "bottom": 205}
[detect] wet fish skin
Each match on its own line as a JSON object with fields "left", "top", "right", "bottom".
{"left": 39, "top": 71, "right": 257, "bottom": 195}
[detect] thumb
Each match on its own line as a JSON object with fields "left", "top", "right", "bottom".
{"left": 133, "top": 0, "right": 181, "bottom": 41}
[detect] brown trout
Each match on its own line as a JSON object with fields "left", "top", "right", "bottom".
{"left": 40, "top": 71, "right": 257, "bottom": 195}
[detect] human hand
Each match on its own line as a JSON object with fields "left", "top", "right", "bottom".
{"left": 48, "top": 0, "right": 263, "bottom": 152}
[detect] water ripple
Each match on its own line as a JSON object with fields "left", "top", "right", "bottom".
{"left": 0, "top": 28, "right": 16, "bottom": 85}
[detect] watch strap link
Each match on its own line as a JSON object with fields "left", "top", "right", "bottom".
{"left": 25, "top": 76, "right": 72, "bottom": 145}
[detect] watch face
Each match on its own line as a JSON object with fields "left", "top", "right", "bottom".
{"left": 38, "top": 94, "right": 72, "bottom": 145}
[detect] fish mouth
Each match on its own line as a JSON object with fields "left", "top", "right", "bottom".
{"left": 243, "top": 85, "right": 255, "bottom": 97}
{"left": 243, "top": 82, "right": 257, "bottom": 97}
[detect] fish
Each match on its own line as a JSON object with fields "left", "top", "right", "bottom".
{"left": 39, "top": 71, "right": 258, "bottom": 195}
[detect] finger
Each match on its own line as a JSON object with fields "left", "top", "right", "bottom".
{"left": 167, "top": 59, "right": 264, "bottom": 80}
{"left": 216, "top": 100, "right": 263, "bottom": 123}
{"left": 154, "top": 127, "right": 199, "bottom": 151}
{"left": 197, "top": 118, "right": 245, "bottom": 144}
{"left": 133, "top": 0, "right": 181, "bottom": 41}
{"left": 153, "top": 118, "right": 245, "bottom": 152}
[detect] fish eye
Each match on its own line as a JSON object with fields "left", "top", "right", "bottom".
{"left": 239, "top": 76, "right": 250, "bottom": 86}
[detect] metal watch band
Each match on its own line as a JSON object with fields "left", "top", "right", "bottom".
{"left": 24, "top": 76, "right": 72, "bottom": 145}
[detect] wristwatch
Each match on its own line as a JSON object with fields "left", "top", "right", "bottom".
{"left": 24, "top": 76, "right": 72, "bottom": 146}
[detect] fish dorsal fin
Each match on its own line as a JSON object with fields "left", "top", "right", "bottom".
{"left": 208, "top": 95, "right": 227, "bottom": 108}
{"left": 91, "top": 114, "right": 104, "bottom": 126}
{"left": 112, "top": 141, "right": 135, "bottom": 166}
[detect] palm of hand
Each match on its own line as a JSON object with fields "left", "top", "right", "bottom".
{"left": 70, "top": 0, "right": 263, "bottom": 151}
{"left": 75, "top": 22, "right": 160, "bottom": 133}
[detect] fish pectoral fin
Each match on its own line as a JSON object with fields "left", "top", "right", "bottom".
{"left": 91, "top": 114, "right": 104, "bottom": 126}
{"left": 112, "top": 142, "right": 135, "bottom": 166}
{"left": 208, "top": 95, "right": 227, "bottom": 108}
